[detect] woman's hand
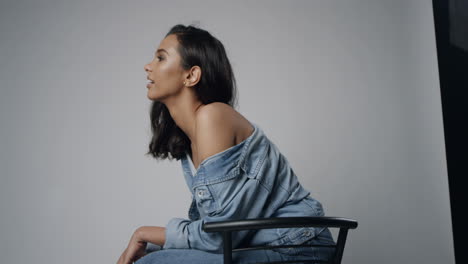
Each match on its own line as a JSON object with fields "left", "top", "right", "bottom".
{"left": 117, "top": 228, "right": 148, "bottom": 264}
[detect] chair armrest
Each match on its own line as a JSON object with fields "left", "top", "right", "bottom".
{"left": 202, "top": 216, "right": 358, "bottom": 233}
{"left": 202, "top": 217, "right": 358, "bottom": 264}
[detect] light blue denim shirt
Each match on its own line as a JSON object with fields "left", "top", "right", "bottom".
{"left": 163, "top": 122, "right": 332, "bottom": 254}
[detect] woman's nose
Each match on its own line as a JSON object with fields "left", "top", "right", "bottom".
{"left": 144, "top": 63, "right": 151, "bottom": 72}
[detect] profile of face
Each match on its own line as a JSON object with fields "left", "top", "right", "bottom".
{"left": 144, "top": 34, "right": 188, "bottom": 102}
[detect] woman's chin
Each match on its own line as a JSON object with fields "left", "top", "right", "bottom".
{"left": 147, "top": 91, "right": 158, "bottom": 101}
{"left": 147, "top": 90, "right": 166, "bottom": 102}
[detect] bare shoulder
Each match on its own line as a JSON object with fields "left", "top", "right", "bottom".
{"left": 193, "top": 102, "right": 253, "bottom": 165}
{"left": 196, "top": 102, "right": 232, "bottom": 123}
{"left": 197, "top": 102, "right": 253, "bottom": 139}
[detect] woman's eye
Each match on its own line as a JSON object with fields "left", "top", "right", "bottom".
{"left": 157, "top": 56, "right": 163, "bottom": 61}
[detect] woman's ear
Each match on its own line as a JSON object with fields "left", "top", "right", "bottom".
{"left": 184, "top": 66, "right": 202, "bottom": 87}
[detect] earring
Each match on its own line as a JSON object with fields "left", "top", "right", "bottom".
{"left": 183, "top": 81, "right": 187, "bottom": 86}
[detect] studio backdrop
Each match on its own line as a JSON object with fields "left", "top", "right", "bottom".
{"left": 0, "top": 0, "right": 453, "bottom": 263}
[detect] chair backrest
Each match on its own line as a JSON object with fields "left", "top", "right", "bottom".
{"left": 203, "top": 216, "right": 358, "bottom": 264}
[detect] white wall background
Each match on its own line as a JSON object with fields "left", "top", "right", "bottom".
{"left": 0, "top": 0, "right": 453, "bottom": 263}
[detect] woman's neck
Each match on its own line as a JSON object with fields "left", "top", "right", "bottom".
{"left": 161, "top": 89, "right": 203, "bottom": 143}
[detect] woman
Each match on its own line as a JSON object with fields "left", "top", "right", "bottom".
{"left": 117, "top": 24, "right": 335, "bottom": 264}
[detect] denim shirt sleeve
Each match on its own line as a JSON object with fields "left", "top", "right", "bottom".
{"left": 162, "top": 165, "right": 270, "bottom": 253}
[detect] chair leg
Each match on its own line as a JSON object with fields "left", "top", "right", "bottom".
{"left": 333, "top": 228, "right": 349, "bottom": 264}
{"left": 223, "top": 231, "right": 232, "bottom": 264}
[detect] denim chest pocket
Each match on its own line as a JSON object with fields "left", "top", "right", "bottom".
{"left": 194, "top": 185, "right": 219, "bottom": 216}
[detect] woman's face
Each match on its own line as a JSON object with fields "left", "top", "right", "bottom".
{"left": 144, "top": 34, "right": 187, "bottom": 102}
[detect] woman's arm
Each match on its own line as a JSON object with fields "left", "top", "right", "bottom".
{"left": 135, "top": 226, "right": 166, "bottom": 246}
{"left": 116, "top": 226, "right": 166, "bottom": 264}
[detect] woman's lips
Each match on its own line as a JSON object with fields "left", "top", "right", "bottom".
{"left": 146, "top": 82, "right": 154, "bottom": 88}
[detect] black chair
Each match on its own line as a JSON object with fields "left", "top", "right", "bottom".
{"left": 202, "top": 216, "right": 358, "bottom": 264}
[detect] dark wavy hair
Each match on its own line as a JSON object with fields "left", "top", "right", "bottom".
{"left": 146, "top": 24, "right": 238, "bottom": 161}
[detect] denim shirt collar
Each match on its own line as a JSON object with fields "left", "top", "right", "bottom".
{"left": 180, "top": 121, "right": 266, "bottom": 194}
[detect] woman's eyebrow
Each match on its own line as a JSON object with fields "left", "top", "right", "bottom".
{"left": 156, "top": 48, "right": 169, "bottom": 55}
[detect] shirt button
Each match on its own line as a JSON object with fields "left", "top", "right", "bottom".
{"left": 303, "top": 230, "right": 311, "bottom": 236}
{"left": 198, "top": 191, "right": 203, "bottom": 197}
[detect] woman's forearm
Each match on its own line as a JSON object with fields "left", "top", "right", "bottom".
{"left": 135, "top": 226, "right": 166, "bottom": 246}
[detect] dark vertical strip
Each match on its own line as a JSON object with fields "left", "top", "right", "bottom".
{"left": 223, "top": 231, "right": 232, "bottom": 264}
{"left": 333, "top": 228, "right": 349, "bottom": 264}
{"left": 432, "top": 1, "right": 468, "bottom": 263}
